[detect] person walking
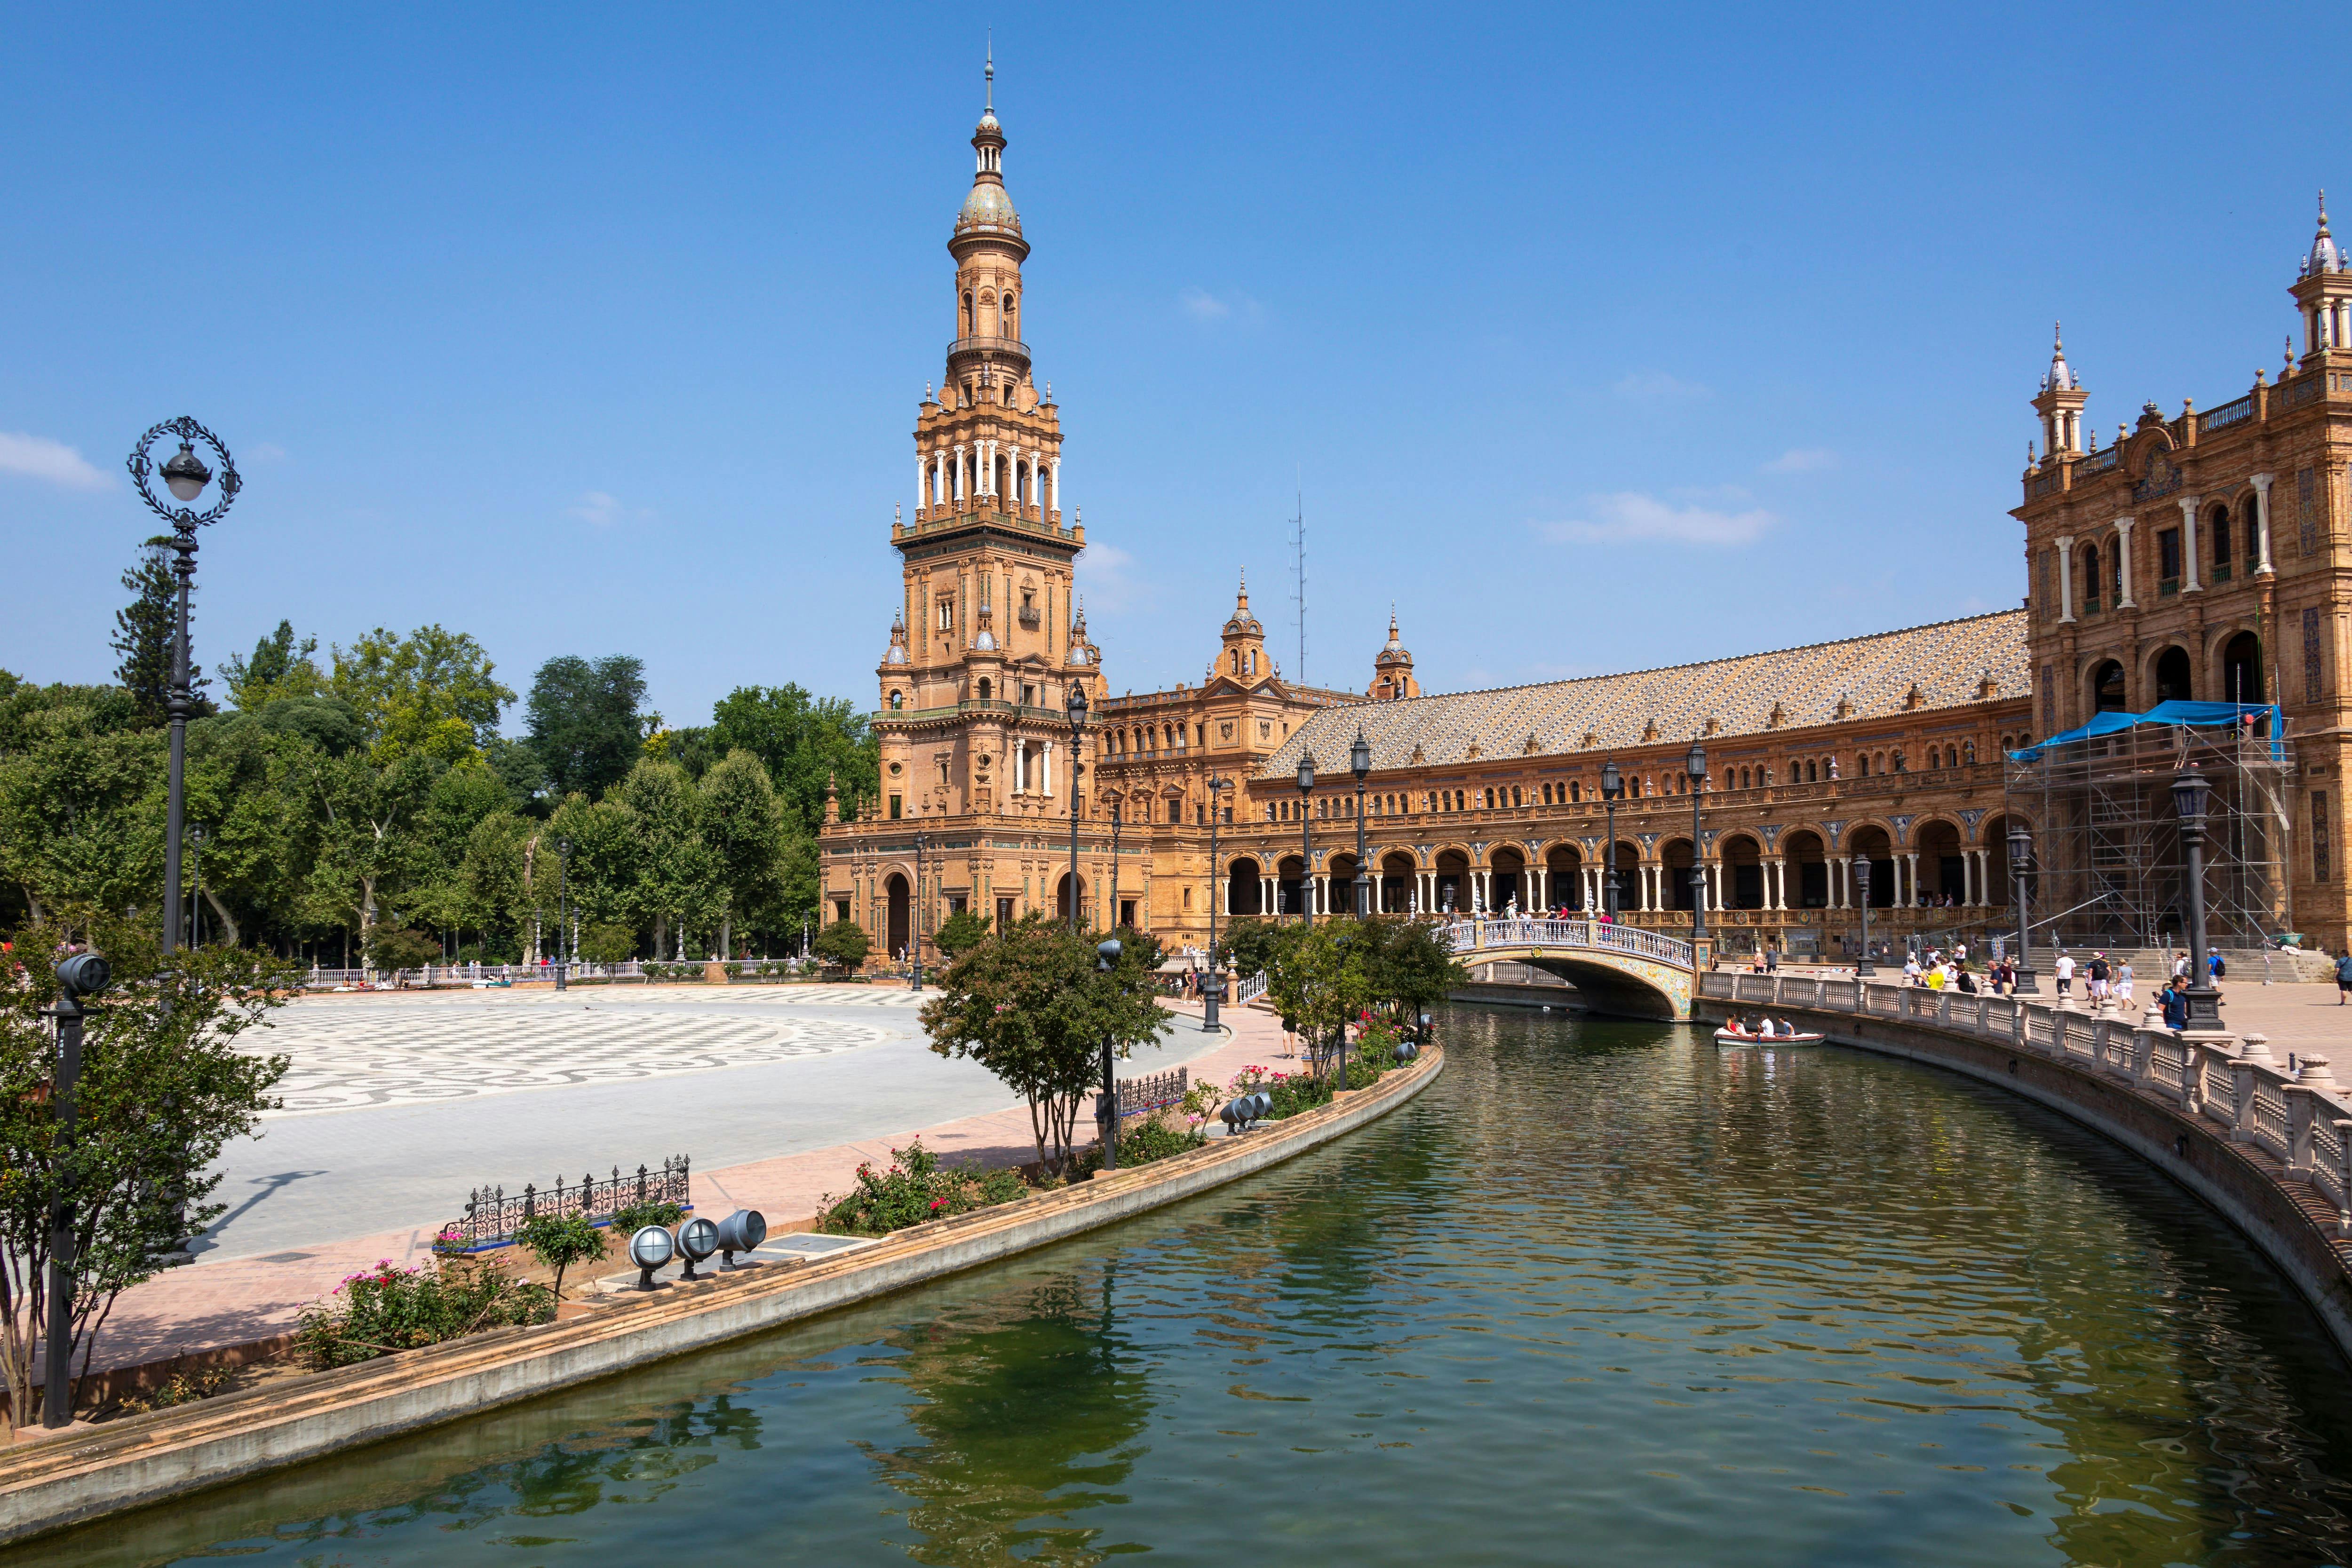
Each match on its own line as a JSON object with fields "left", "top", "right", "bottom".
{"left": 2336, "top": 950, "right": 2352, "bottom": 1005}
{"left": 2160, "top": 975, "right": 2190, "bottom": 1032}
{"left": 2053, "top": 950, "right": 2075, "bottom": 998}
{"left": 2087, "top": 952, "right": 2110, "bottom": 1005}
{"left": 2115, "top": 959, "right": 2136, "bottom": 1005}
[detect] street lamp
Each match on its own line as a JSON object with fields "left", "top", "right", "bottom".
{"left": 1351, "top": 728, "right": 1372, "bottom": 917}
{"left": 1108, "top": 802, "right": 1122, "bottom": 932}
{"left": 911, "top": 829, "right": 928, "bottom": 992}
{"left": 1685, "top": 742, "right": 1708, "bottom": 948}
{"left": 1203, "top": 776, "right": 1232, "bottom": 1032}
{"left": 554, "top": 837, "right": 573, "bottom": 991}
{"left": 1096, "top": 938, "right": 1122, "bottom": 1170}
{"left": 128, "top": 419, "right": 239, "bottom": 957}
{"left": 2006, "top": 823, "right": 2037, "bottom": 994}
{"left": 1066, "top": 682, "right": 1089, "bottom": 931}
{"left": 1295, "top": 751, "right": 1317, "bottom": 928}
{"left": 1854, "top": 855, "right": 1875, "bottom": 976}
{"left": 1600, "top": 760, "right": 1625, "bottom": 920}
{"left": 2172, "top": 767, "right": 2223, "bottom": 1028}
{"left": 187, "top": 824, "right": 209, "bottom": 947}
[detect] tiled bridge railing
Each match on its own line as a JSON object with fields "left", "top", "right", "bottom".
{"left": 1698, "top": 970, "right": 2352, "bottom": 1235}
{"left": 1445, "top": 918, "right": 1695, "bottom": 970}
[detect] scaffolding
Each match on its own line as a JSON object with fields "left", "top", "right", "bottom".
{"left": 2005, "top": 705, "right": 2294, "bottom": 949}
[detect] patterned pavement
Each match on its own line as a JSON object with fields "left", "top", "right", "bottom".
{"left": 259, "top": 987, "right": 922, "bottom": 1117}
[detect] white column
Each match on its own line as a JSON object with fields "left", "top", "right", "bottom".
{"left": 2113, "top": 517, "right": 2136, "bottom": 606}
{"left": 2054, "top": 535, "right": 2076, "bottom": 622}
{"left": 1264, "top": 875, "right": 1276, "bottom": 912}
{"left": 1774, "top": 859, "right": 1788, "bottom": 911}
{"left": 954, "top": 444, "right": 967, "bottom": 501}
{"left": 1042, "top": 739, "right": 1054, "bottom": 797}
{"left": 2179, "top": 495, "right": 2202, "bottom": 592}
{"left": 1049, "top": 456, "right": 1062, "bottom": 516}
{"left": 2251, "top": 474, "right": 2276, "bottom": 575}
{"left": 916, "top": 457, "right": 927, "bottom": 516}
{"left": 1906, "top": 852, "right": 1920, "bottom": 907}
{"left": 1978, "top": 848, "right": 1992, "bottom": 905}
{"left": 1837, "top": 857, "right": 1851, "bottom": 910}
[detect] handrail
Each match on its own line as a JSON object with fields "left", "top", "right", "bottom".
{"left": 1442, "top": 917, "right": 1695, "bottom": 969}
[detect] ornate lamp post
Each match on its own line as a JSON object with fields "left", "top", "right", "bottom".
{"left": 911, "top": 829, "right": 929, "bottom": 992}
{"left": 1203, "top": 777, "right": 1232, "bottom": 1032}
{"left": 1065, "top": 681, "right": 1089, "bottom": 931}
{"left": 1096, "top": 937, "right": 1122, "bottom": 1170}
{"left": 1685, "top": 742, "right": 1708, "bottom": 947}
{"left": 1108, "top": 802, "right": 1122, "bottom": 931}
{"left": 1351, "top": 728, "right": 1372, "bottom": 917}
{"left": 554, "top": 837, "right": 572, "bottom": 991}
{"left": 1600, "top": 760, "right": 1625, "bottom": 920}
{"left": 41, "top": 951, "right": 110, "bottom": 1427}
{"left": 128, "top": 419, "right": 239, "bottom": 955}
{"left": 2171, "top": 767, "right": 2224, "bottom": 1028}
{"left": 1854, "top": 856, "right": 1876, "bottom": 976}
{"left": 1295, "top": 751, "right": 1317, "bottom": 928}
{"left": 2007, "top": 823, "right": 2037, "bottom": 994}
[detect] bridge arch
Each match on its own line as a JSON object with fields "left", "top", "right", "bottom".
{"left": 1449, "top": 919, "right": 1696, "bottom": 1019}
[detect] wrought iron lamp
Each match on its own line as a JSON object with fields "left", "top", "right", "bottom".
{"left": 40, "top": 952, "right": 109, "bottom": 1426}
{"left": 1351, "top": 728, "right": 1372, "bottom": 917}
{"left": 1203, "top": 776, "right": 1233, "bottom": 1032}
{"left": 1685, "top": 742, "right": 1708, "bottom": 946}
{"left": 1854, "top": 855, "right": 1875, "bottom": 976}
{"left": 2171, "top": 767, "right": 2223, "bottom": 1027}
{"left": 2006, "top": 823, "right": 2036, "bottom": 993}
{"left": 555, "top": 837, "right": 573, "bottom": 991}
{"left": 1295, "top": 751, "right": 1317, "bottom": 927}
{"left": 1599, "top": 760, "right": 1625, "bottom": 920}
{"left": 1065, "top": 682, "right": 1089, "bottom": 931}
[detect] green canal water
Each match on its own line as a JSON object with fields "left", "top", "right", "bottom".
{"left": 27, "top": 1006, "right": 2352, "bottom": 1567}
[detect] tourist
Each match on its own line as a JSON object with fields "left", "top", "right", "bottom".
{"left": 1956, "top": 964, "right": 1978, "bottom": 994}
{"left": 2053, "top": 950, "right": 2074, "bottom": 997}
{"left": 2209, "top": 950, "right": 2227, "bottom": 985}
{"left": 2115, "top": 959, "right": 2136, "bottom": 1004}
{"left": 2086, "top": 952, "right": 2109, "bottom": 1003}
{"left": 2336, "top": 950, "right": 2352, "bottom": 1004}
{"left": 1764, "top": 945, "right": 1780, "bottom": 974}
{"left": 1903, "top": 952, "right": 1923, "bottom": 986}
{"left": 2160, "top": 976, "right": 2190, "bottom": 1032}
{"left": 2173, "top": 950, "right": 2191, "bottom": 981}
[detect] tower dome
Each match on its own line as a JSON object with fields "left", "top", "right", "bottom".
{"left": 2040, "top": 324, "right": 2076, "bottom": 392}
{"left": 1372, "top": 608, "right": 1420, "bottom": 700}
{"left": 953, "top": 46, "right": 1022, "bottom": 241}
{"left": 2306, "top": 191, "right": 2343, "bottom": 276}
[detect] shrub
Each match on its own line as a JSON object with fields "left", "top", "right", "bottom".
{"left": 364, "top": 925, "right": 441, "bottom": 972}
{"left": 514, "top": 1211, "right": 605, "bottom": 1300}
{"left": 579, "top": 922, "right": 637, "bottom": 965}
{"left": 1227, "top": 1065, "right": 1333, "bottom": 1121}
{"left": 612, "top": 1198, "right": 685, "bottom": 1233}
{"left": 812, "top": 919, "right": 871, "bottom": 969}
{"left": 932, "top": 908, "right": 992, "bottom": 959}
{"left": 295, "top": 1256, "right": 551, "bottom": 1369}
{"left": 1115, "top": 1118, "right": 1206, "bottom": 1166}
{"left": 816, "top": 1142, "right": 1025, "bottom": 1236}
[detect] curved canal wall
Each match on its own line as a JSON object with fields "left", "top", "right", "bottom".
{"left": 1696, "top": 973, "right": 2352, "bottom": 1363}
{"left": 0, "top": 1048, "right": 1443, "bottom": 1548}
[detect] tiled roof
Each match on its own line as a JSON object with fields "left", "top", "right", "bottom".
{"left": 1263, "top": 610, "right": 2028, "bottom": 777}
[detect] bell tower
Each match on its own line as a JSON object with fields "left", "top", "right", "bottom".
{"left": 2294, "top": 191, "right": 2352, "bottom": 363}
{"left": 878, "top": 51, "right": 1095, "bottom": 824}
{"left": 2030, "top": 324, "right": 2086, "bottom": 461}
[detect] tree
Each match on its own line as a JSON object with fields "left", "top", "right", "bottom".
{"left": 918, "top": 915, "right": 1168, "bottom": 1174}
{"left": 812, "top": 918, "right": 870, "bottom": 969}
{"left": 932, "top": 908, "right": 992, "bottom": 959}
{"left": 219, "top": 620, "right": 323, "bottom": 711}
{"left": 364, "top": 924, "right": 441, "bottom": 972}
{"left": 110, "top": 537, "right": 206, "bottom": 727}
{"left": 0, "top": 913, "right": 291, "bottom": 1424}
{"left": 698, "top": 749, "right": 787, "bottom": 957}
{"left": 708, "top": 684, "right": 879, "bottom": 831}
{"left": 524, "top": 655, "right": 647, "bottom": 800}
{"left": 1214, "top": 916, "right": 1289, "bottom": 984}
{"left": 612, "top": 758, "right": 721, "bottom": 959}
{"left": 330, "top": 625, "right": 515, "bottom": 766}
{"left": 515, "top": 1212, "right": 604, "bottom": 1301}
{"left": 579, "top": 921, "right": 637, "bottom": 964}
{"left": 1358, "top": 916, "right": 1470, "bottom": 1025}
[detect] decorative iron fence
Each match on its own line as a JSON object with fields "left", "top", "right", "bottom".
{"left": 451, "top": 1155, "right": 691, "bottom": 1251}
{"left": 1117, "top": 1068, "right": 1189, "bottom": 1119}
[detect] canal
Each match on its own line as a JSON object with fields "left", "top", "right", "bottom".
{"left": 27, "top": 1006, "right": 2352, "bottom": 1566}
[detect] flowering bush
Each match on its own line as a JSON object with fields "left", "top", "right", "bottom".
{"left": 612, "top": 1198, "right": 686, "bottom": 1233}
{"left": 1226, "top": 1065, "right": 1333, "bottom": 1120}
{"left": 815, "top": 1141, "right": 1025, "bottom": 1237}
{"left": 294, "top": 1255, "right": 551, "bottom": 1370}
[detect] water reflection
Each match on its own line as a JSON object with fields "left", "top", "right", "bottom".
{"left": 20, "top": 1006, "right": 2352, "bottom": 1568}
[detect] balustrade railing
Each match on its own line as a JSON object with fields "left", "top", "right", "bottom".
{"left": 2201, "top": 394, "right": 2256, "bottom": 433}
{"left": 1695, "top": 970, "right": 2352, "bottom": 1233}
{"left": 303, "top": 958, "right": 834, "bottom": 990}
{"left": 1442, "top": 918, "right": 1694, "bottom": 969}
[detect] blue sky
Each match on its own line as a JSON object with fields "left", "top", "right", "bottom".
{"left": 0, "top": 4, "right": 2341, "bottom": 726}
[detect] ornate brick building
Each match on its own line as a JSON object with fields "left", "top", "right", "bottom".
{"left": 821, "top": 83, "right": 2352, "bottom": 962}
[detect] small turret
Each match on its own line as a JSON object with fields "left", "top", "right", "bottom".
{"left": 1218, "top": 571, "right": 1269, "bottom": 683}
{"left": 1372, "top": 606, "right": 1419, "bottom": 700}
{"left": 2294, "top": 191, "right": 2352, "bottom": 362}
{"left": 2031, "top": 322, "right": 2087, "bottom": 458}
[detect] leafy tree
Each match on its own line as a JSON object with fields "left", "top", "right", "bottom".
{"left": 579, "top": 921, "right": 638, "bottom": 964}
{"left": 699, "top": 749, "right": 786, "bottom": 957}
{"left": 365, "top": 924, "right": 441, "bottom": 971}
{"left": 0, "top": 721, "right": 164, "bottom": 923}
{"left": 220, "top": 620, "right": 323, "bottom": 711}
{"left": 612, "top": 758, "right": 721, "bottom": 959}
{"left": 1213, "top": 916, "right": 1288, "bottom": 983}
{"left": 812, "top": 918, "right": 870, "bottom": 969}
{"left": 546, "top": 792, "right": 642, "bottom": 935}
{"left": 917, "top": 915, "right": 1168, "bottom": 1174}
{"left": 257, "top": 693, "right": 363, "bottom": 756}
{"left": 481, "top": 735, "right": 548, "bottom": 810}
{"left": 709, "top": 684, "right": 879, "bottom": 830}
{"left": 524, "top": 654, "right": 647, "bottom": 800}
{"left": 330, "top": 625, "right": 514, "bottom": 766}
{"left": 0, "top": 912, "right": 292, "bottom": 1424}
{"left": 515, "top": 1212, "right": 604, "bottom": 1300}
{"left": 932, "top": 908, "right": 992, "bottom": 959}
{"left": 110, "top": 537, "right": 207, "bottom": 727}
{"left": 1358, "top": 916, "right": 1470, "bottom": 1025}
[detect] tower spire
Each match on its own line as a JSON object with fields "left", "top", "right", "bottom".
{"left": 985, "top": 35, "right": 994, "bottom": 113}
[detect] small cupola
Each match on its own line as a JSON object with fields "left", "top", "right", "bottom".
{"left": 1371, "top": 606, "right": 1420, "bottom": 700}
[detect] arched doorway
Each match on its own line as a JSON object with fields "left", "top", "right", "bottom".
{"left": 1227, "top": 857, "right": 1263, "bottom": 917}
{"left": 1985, "top": 813, "right": 2029, "bottom": 910}
{"left": 1327, "top": 851, "right": 1363, "bottom": 916}
{"left": 1661, "top": 838, "right": 1696, "bottom": 912}
{"left": 1784, "top": 829, "right": 1828, "bottom": 909}
{"left": 2221, "top": 631, "right": 2264, "bottom": 705}
{"left": 2153, "top": 645, "right": 2192, "bottom": 704}
{"left": 1719, "top": 833, "right": 1764, "bottom": 909}
{"left": 886, "top": 873, "right": 911, "bottom": 960}
{"left": 1435, "top": 849, "right": 1470, "bottom": 915}
{"left": 1848, "top": 826, "right": 1896, "bottom": 908}
{"left": 1276, "top": 855, "right": 1308, "bottom": 917}
{"left": 1381, "top": 851, "right": 1417, "bottom": 913}
{"left": 1606, "top": 839, "right": 1639, "bottom": 918}
{"left": 2092, "top": 659, "right": 2129, "bottom": 713}
{"left": 1490, "top": 846, "right": 1526, "bottom": 913}
{"left": 1915, "top": 820, "right": 1965, "bottom": 904}
{"left": 1055, "top": 871, "right": 1086, "bottom": 926}
{"left": 1545, "top": 843, "right": 1583, "bottom": 911}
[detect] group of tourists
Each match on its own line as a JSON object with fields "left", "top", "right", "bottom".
{"left": 1719, "top": 1014, "right": 1804, "bottom": 1038}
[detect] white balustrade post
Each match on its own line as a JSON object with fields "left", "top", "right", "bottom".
{"left": 2055, "top": 535, "right": 2076, "bottom": 623}
{"left": 2113, "top": 516, "right": 2136, "bottom": 607}
{"left": 2178, "top": 495, "right": 2202, "bottom": 592}
{"left": 2250, "top": 474, "right": 2275, "bottom": 576}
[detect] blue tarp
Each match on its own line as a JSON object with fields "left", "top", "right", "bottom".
{"left": 2007, "top": 700, "right": 2283, "bottom": 764}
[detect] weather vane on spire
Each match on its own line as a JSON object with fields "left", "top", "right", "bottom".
{"left": 985, "top": 34, "right": 994, "bottom": 112}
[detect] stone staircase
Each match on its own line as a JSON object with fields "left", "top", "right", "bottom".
{"left": 2040, "top": 944, "right": 2336, "bottom": 984}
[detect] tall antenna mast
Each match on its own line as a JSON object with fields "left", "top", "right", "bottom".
{"left": 1288, "top": 469, "right": 1306, "bottom": 687}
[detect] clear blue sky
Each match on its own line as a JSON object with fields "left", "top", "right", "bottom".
{"left": 1, "top": 4, "right": 2340, "bottom": 726}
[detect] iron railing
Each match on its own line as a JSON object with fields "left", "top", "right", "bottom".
{"left": 1117, "top": 1068, "right": 1189, "bottom": 1119}
{"left": 452, "top": 1155, "right": 691, "bottom": 1251}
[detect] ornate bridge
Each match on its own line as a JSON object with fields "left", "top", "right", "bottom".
{"left": 1443, "top": 918, "right": 1699, "bottom": 1020}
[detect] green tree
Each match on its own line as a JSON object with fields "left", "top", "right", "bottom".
{"left": 524, "top": 654, "right": 647, "bottom": 800}
{"left": 219, "top": 620, "right": 323, "bottom": 711}
{"left": 1213, "top": 916, "right": 1289, "bottom": 984}
{"left": 579, "top": 921, "right": 637, "bottom": 964}
{"left": 364, "top": 924, "right": 442, "bottom": 972}
{"left": 698, "top": 749, "right": 787, "bottom": 957}
{"left": 0, "top": 913, "right": 292, "bottom": 1424}
{"left": 612, "top": 758, "right": 722, "bottom": 959}
{"left": 917, "top": 915, "right": 1168, "bottom": 1174}
{"left": 708, "top": 684, "right": 879, "bottom": 830}
{"left": 110, "top": 537, "right": 207, "bottom": 727}
{"left": 515, "top": 1212, "right": 604, "bottom": 1301}
{"left": 1358, "top": 916, "right": 1470, "bottom": 1025}
{"left": 932, "top": 908, "right": 992, "bottom": 959}
{"left": 0, "top": 721, "right": 164, "bottom": 923}
{"left": 330, "top": 625, "right": 515, "bottom": 766}
{"left": 812, "top": 918, "right": 870, "bottom": 969}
